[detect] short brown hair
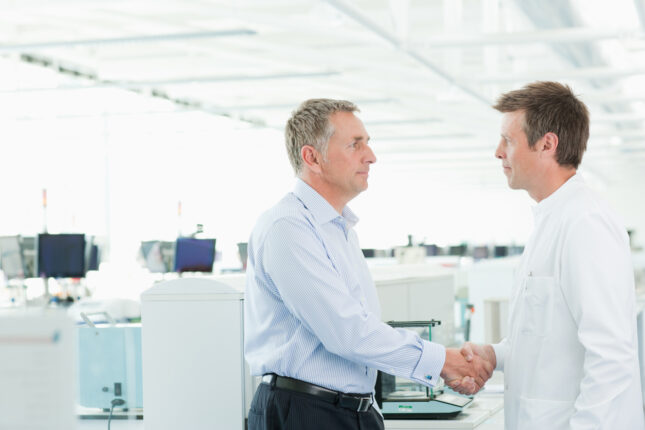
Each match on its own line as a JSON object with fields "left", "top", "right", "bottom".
{"left": 493, "top": 81, "right": 589, "bottom": 168}
{"left": 285, "top": 99, "right": 358, "bottom": 175}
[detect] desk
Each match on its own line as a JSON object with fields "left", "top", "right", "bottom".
{"left": 77, "top": 374, "right": 506, "bottom": 430}
{"left": 76, "top": 408, "right": 504, "bottom": 430}
{"left": 76, "top": 399, "right": 504, "bottom": 430}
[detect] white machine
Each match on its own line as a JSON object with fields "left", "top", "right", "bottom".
{"left": 141, "top": 278, "right": 246, "bottom": 430}
{"left": 0, "top": 310, "right": 77, "bottom": 430}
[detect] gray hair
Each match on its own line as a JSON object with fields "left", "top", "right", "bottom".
{"left": 285, "top": 98, "right": 359, "bottom": 175}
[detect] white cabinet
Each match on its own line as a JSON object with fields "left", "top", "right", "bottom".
{"left": 141, "top": 278, "right": 245, "bottom": 430}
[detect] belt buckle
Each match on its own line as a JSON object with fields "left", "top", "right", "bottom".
{"left": 356, "top": 396, "right": 372, "bottom": 412}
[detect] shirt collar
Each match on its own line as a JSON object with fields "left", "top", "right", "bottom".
{"left": 293, "top": 178, "right": 359, "bottom": 228}
{"left": 532, "top": 172, "right": 583, "bottom": 218}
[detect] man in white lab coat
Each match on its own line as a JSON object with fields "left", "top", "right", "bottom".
{"left": 458, "top": 81, "right": 645, "bottom": 429}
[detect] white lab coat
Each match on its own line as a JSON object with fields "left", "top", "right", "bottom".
{"left": 493, "top": 174, "right": 645, "bottom": 430}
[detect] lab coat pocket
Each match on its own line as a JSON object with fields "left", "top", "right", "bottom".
{"left": 518, "top": 396, "right": 573, "bottom": 430}
{"left": 520, "top": 276, "right": 555, "bottom": 337}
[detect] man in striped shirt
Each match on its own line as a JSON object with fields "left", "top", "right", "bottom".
{"left": 244, "top": 99, "right": 492, "bottom": 430}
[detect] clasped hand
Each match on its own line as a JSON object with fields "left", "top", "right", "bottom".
{"left": 440, "top": 342, "right": 496, "bottom": 395}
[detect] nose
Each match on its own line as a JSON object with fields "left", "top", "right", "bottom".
{"left": 365, "top": 144, "right": 377, "bottom": 164}
{"left": 495, "top": 140, "right": 505, "bottom": 160}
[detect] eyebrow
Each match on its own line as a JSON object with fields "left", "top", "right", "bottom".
{"left": 353, "top": 135, "right": 370, "bottom": 142}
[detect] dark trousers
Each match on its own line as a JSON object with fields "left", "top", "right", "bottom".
{"left": 248, "top": 382, "right": 385, "bottom": 430}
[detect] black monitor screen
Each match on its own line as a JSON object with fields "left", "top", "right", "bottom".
{"left": 38, "top": 234, "right": 86, "bottom": 278}
{"left": 87, "top": 244, "right": 99, "bottom": 271}
{"left": 174, "top": 238, "right": 216, "bottom": 273}
{"left": 0, "top": 236, "right": 25, "bottom": 279}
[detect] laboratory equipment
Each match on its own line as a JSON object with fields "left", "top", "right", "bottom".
{"left": 371, "top": 268, "right": 456, "bottom": 347}
{"left": 0, "top": 311, "right": 76, "bottom": 430}
{"left": 77, "top": 323, "right": 143, "bottom": 410}
{"left": 141, "top": 278, "right": 247, "bottom": 430}
{"left": 376, "top": 321, "right": 473, "bottom": 419}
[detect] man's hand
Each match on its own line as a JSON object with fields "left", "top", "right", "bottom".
{"left": 460, "top": 342, "right": 496, "bottom": 369}
{"left": 440, "top": 347, "right": 494, "bottom": 395}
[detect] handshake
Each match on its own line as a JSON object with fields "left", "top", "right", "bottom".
{"left": 440, "top": 342, "right": 496, "bottom": 395}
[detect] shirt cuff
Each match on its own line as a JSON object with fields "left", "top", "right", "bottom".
{"left": 491, "top": 342, "right": 506, "bottom": 372}
{"left": 410, "top": 340, "right": 446, "bottom": 387}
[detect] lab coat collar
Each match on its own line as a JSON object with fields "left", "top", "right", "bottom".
{"left": 293, "top": 178, "right": 359, "bottom": 228}
{"left": 532, "top": 173, "right": 584, "bottom": 218}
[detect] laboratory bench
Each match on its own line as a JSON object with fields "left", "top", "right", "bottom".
{"left": 76, "top": 395, "right": 504, "bottom": 430}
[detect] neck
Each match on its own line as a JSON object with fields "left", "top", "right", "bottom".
{"left": 299, "top": 173, "right": 350, "bottom": 214}
{"left": 529, "top": 167, "right": 576, "bottom": 202}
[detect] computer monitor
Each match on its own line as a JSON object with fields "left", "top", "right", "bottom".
{"left": 494, "top": 246, "right": 509, "bottom": 258}
{"left": 159, "top": 241, "right": 175, "bottom": 270}
{"left": 87, "top": 244, "right": 99, "bottom": 272}
{"left": 361, "top": 248, "right": 375, "bottom": 258}
{"left": 509, "top": 245, "right": 524, "bottom": 256}
{"left": 84, "top": 237, "right": 100, "bottom": 273}
{"left": 237, "top": 242, "right": 248, "bottom": 271}
{"left": 37, "top": 234, "right": 86, "bottom": 278}
{"left": 173, "top": 238, "right": 216, "bottom": 273}
{"left": 20, "top": 236, "right": 36, "bottom": 278}
{"left": 472, "top": 246, "right": 490, "bottom": 260}
{"left": 423, "top": 244, "right": 439, "bottom": 256}
{"left": 140, "top": 241, "right": 168, "bottom": 273}
{"left": 448, "top": 245, "right": 467, "bottom": 256}
{"left": 0, "top": 235, "right": 25, "bottom": 279}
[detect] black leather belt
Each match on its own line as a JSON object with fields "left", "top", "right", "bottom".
{"left": 262, "top": 374, "right": 373, "bottom": 413}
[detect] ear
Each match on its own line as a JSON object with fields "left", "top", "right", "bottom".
{"left": 540, "top": 132, "right": 559, "bottom": 158}
{"left": 301, "top": 145, "right": 322, "bottom": 173}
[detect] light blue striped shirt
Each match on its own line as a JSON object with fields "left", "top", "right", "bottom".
{"left": 244, "top": 179, "right": 445, "bottom": 394}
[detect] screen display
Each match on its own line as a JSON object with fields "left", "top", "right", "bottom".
{"left": 37, "top": 234, "right": 86, "bottom": 278}
{"left": 0, "top": 236, "right": 25, "bottom": 279}
{"left": 173, "top": 238, "right": 216, "bottom": 273}
{"left": 87, "top": 244, "right": 99, "bottom": 272}
{"left": 140, "top": 241, "right": 171, "bottom": 273}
